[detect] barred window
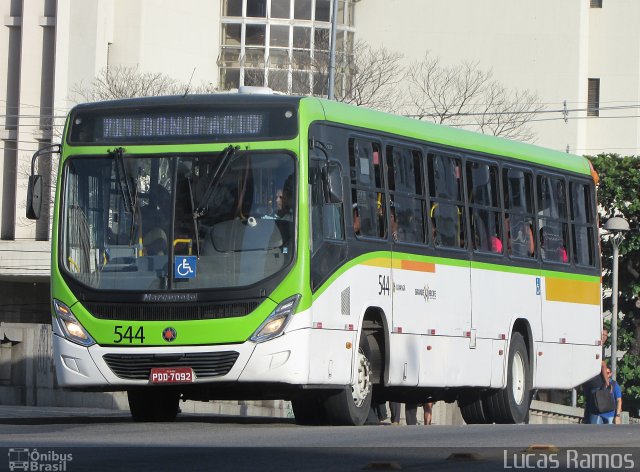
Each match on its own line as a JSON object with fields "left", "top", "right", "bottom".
{"left": 220, "top": 0, "right": 356, "bottom": 94}
{"left": 588, "top": 78, "right": 600, "bottom": 117}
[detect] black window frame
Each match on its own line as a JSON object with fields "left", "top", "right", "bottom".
{"left": 502, "top": 165, "right": 537, "bottom": 261}
{"left": 349, "top": 136, "right": 387, "bottom": 240}
{"left": 465, "top": 158, "right": 504, "bottom": 256}
{"left": 569, "top": 179, "right": 598, "bottom": 268}
{"left": 385, "top": 142, "right": 426, "bottom": 246}
{"left": 426, "top": 150, "right": 467, "bottom": 251}
{"left": 536, "top": 172, "right": 571, "bottom": 265}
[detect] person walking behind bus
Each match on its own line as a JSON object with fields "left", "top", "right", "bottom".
{"left": 404, "top": 401, "right": 434, "bottom": 425}
{"left": 594, "top": 367, "right": 622, "bottom": 425}
{"left": 423, "top": 401, "right": 434, "bottom": 425}
{"left": 582, "top": 329, "right": 612, "bottom": 423}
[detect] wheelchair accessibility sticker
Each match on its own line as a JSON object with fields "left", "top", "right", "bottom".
{"left": 175, "top": 256, "right": 197, "bottom": 279}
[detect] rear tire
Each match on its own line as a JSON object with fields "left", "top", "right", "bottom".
{"left": 322, "top": 334, "right": 373, "bottom": 425}
{"left": 458, "top": 390, "right": 492, "bottom": 424}
{"left": 484, "top": 332, "right": 531, "bottom": 424}
{"left": 128, "top": 388, "right": 180, "bottom": 422}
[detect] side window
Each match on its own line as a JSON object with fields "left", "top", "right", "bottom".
{"left": 537, "top": 174, "right": 570, "bottom": 264}
{"left": 310, "top": 161, "right": 345, "bottom": 253}
{"left": 503, "top": 168, "right": 536, "bottom": 258}
{"left": 570, "top": 181, "right": 596, "bottom": 267}
{"left": 427, "top": 152, "right": 465, "bottom": 249}
{"left": 386, "top": 145, "right": 425, "bottom": 244}
{"left": 310, "top": 158, "right": 347, "bottom": 290}
{"left": 466, "top": 160, "right": 502, "bottom": 254}
{"left": 349, "top": 138, "right": 386, "bottom": 239}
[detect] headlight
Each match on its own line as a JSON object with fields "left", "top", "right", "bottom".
{"left": 53, "top": 299, "right": 95, "bottom": 347}
{"left": 250, "top": 295, "right": 301, "bottom": 343}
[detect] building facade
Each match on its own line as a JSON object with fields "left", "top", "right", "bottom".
{"left": 2, "top": 0, "right": 640, "bottom": 319}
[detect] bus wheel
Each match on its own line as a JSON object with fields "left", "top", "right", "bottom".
{"left": 127, "top": 388, "right": 180, "bottom": 422}
{"left": 291, "top": 395, "right": 329, "bottom": 425}
{"left": 322, "top": 335, "right": 373, "bottom": 425}
{"left": 485, "top": 332, "right": 531, "bottom": 424}
{"left": 458, "top": 390, "right": 491, "bottom": 424}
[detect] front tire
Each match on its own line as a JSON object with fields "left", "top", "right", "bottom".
{"left": 322, "top": 335, "right": 373, "bottom": 425}
{"left": 291, "top": 394, "right": 329, "bottom": 425}
{"left": 128, "top": 388, "right": 180, "bottom": 422}
{"left": 484, "top": 332, "right": 531, "bottom": 424}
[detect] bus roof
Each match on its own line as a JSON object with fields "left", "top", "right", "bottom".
{"left": 306, "top": 97, "right": 591, "bottom": 176}
{"left": 67, "top": 93, "right": 590, "bottom": 176}
{"left": 69, "top": 93, "right": 303, "bottom": 112}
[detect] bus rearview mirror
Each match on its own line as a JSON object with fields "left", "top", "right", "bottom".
{"left": 26, "top": 175, "right": 43, "bottom": 220}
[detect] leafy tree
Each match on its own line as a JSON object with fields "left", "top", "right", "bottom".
{"left": 590, "top": 154, "right": 640, "bottom": 415}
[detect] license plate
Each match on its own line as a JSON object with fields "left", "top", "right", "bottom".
{"left": 149, "top": 367, "right": 194, "bottom": 384}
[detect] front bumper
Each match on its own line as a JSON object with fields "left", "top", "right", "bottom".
{"left": 52, "top": 326, "right": 316, "bottom": 389}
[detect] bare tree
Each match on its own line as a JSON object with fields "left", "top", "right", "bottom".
{"left": 278, "top": 40, "right": 404, "bottom": 113}
{"left": 334, "top": 42, "right": 405, "bottom": 112}
{"left": 474, "top": 84, "right": 542, "bottom": 142}
{"left": 406, "top": 52, "right": 544, "bottom": 142}
{"left": 72, "top": 65, "right": 217, "bottom": 102}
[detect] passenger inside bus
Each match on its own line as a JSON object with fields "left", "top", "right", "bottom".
{"left": 539, "top": 226, "right": 568, "bottom": 263}
{"left": 390, "top": 204, "right": 399, "bottom": 242}
{"left": 352, "top": 203, "right": 361, "bottom": 235}
{"left": 430, "top": 202, "right": 463, "bottom": 248}
{"left": 505, "top": 216, "right": 535, "bottom": 257}
{"left": 143, "top": 227, "right": 168, "bottom": 256}
{"left": 277, "top": 175, "right": 294, "bottom": 221}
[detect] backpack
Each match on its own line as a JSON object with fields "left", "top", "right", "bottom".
{"left": 592, "top": 385, "right": 615, "bottom": 414}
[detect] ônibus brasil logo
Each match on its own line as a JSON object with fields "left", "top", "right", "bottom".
{"left": 8, "top": 448, "right": 73, "bottom": 471}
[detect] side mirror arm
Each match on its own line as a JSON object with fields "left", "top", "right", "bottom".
{"left": 26, "top": 144, "right": 61, "bottom": 220}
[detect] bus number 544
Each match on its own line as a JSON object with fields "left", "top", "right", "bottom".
{"left": 378, "top": 275, "right": 390, "bottom": 296}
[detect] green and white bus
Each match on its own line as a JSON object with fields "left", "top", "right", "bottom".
{"left": 28, "top": 89, "right": 602, "bottom": 425}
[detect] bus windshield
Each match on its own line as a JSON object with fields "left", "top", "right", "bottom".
{"left": 61, "top": 151, "right": 296, "bottom": 291}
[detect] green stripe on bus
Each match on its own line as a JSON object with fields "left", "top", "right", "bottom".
{"left": 540, "top": 269, "right": 600, "bottom": 282}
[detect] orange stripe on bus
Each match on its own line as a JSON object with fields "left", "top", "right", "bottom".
{"left": 361, "top": 258, "right": 393, "bottom": 268}
{"left": 400, "top": 260, "right": 436, "bottom": 273}
{"left": 545, "top": 277, "right": 600, "bottom": 305}
{"left": 361, "top": 258, "right": 436, "bottom": 272}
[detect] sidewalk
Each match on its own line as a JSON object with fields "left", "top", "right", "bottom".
{"left": 0, "top": 405, "right": 129, "bottom": 420}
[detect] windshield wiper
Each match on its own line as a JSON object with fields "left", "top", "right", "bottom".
{"left": 110, "top": 147, "right": 140, "bottom": 248}
{"left": 193, "top": 145, "right": 239, "bottom": 219}
{"left": 111, "top": 147, "right": 135, "bottom": 213}
{"left": 185, "top": 174, "right": 201, "bottom": 258}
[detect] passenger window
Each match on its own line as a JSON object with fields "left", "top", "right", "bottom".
{"left": 386, "top": 145, "right": 425, "bottom": 244}
{"left": 503, "top": 168, "right": 535, "bottom": 258}
{"left": 537, "top": 175, "right": 569, "bottom": 264}
{"left": 349, "top": 138, "right": 386, "bottom": 239}
{"left": 570, "top": 182, "right": 596, "bottom": 267}
{"left": 427, "top": 153, "right": 465, "bottom": 249}
{"left": 466, "top": 161, "right": 502, "bottom": 254}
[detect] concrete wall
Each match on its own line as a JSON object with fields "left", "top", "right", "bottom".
{"left": 109, "top": 0, "right": 219, "bottom": 85}
{"left": 586, "top": 1, "right": 640, "bottom": 154}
